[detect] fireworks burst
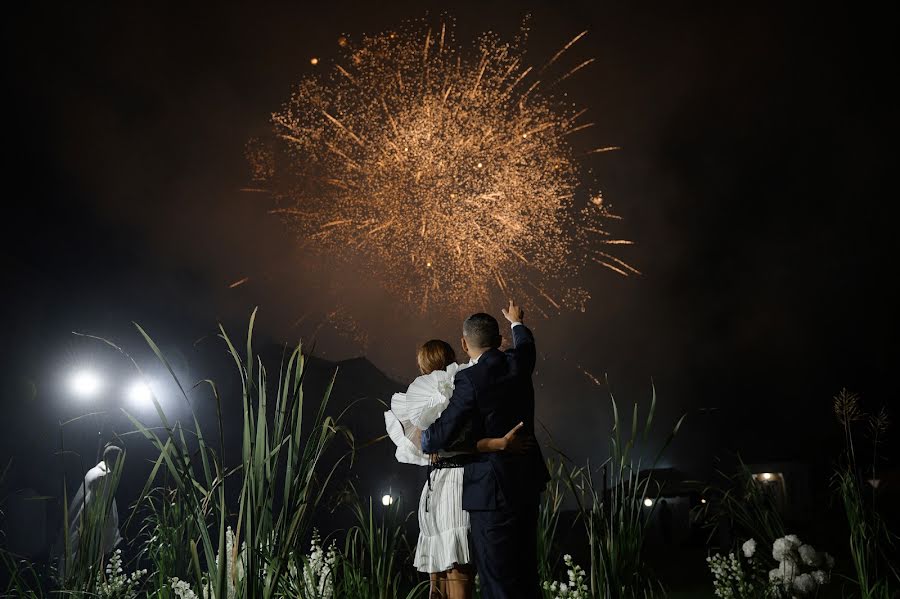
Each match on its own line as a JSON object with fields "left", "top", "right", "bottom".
{"left": 251, "top": 19, "right": 635, "bottom": 315}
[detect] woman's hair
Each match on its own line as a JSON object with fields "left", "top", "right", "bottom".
{"left": 416, "top": 339, "right": 457, "bottom": 375}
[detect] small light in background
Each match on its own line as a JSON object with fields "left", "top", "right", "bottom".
{"left": 758, "top": 472, "right": 775, "bottom": 482}
{"left": 643, "top": 498, "right": 654, "bottom": 508}
{"left": 701, "top": 498, "right": 707, "bottom": 504}
{"left": 310, "top": 57, "right": 319, "bottom": 65}
{"left": 381, "top": 494, "right": 394, "bottom": 506}
{"left": 127, "top": 380, "right": 154, "bottom": 408}
{"left": 69, "top": 370, "right": 103, "bottom": 399}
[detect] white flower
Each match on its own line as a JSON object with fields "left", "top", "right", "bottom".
{"left": 776, "top": 558, "right": 799, "bottom": 587}
{"left": 773, "top": 538, "right": 790, "bottom": 561}
{"left": 812, "top": 570, "right": 829, "bottom": 585}
{"left": 95, "top": 549, "right": 146, "bottom": 599}
{"left": 769, "top": 568, "right": 782, "bottom": 582}
{"left": 742, "top": 538, "right": 757, "bottom": 558}
{"left": 170, "top": 578, "right": 200, "bottom": 599}
{"left": 793, "top": 573, "right": 817, "bottom": 594}
{"left": 543, "top": 555, "right": 588, "bottom": 599}
{"left": 773, "top": 535, "right": 802, "bottom": 562}
{"left": 798, "top": 544, "right": 820, "bottom": 566}
{"left": 301, "top": 529, "right": 336, "bottom": 599}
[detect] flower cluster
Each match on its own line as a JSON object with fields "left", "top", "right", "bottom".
{"left": 298, "top": 528, "right": 337, "bottom": 599}
{"left": 96, "top": 549, "right": 147, "bottom": 599}
{"left": 708, "top": 535, "right": 835, "bottom": 599}
{"left": 768, "top": 534, "right": 834, "bottom": 596}
{"left": 168, "top": 526, "right": 243, "bottom": 599}
{"left": 707, "top": 550, "right": 758, "bottom": 599}
{"left": 166, "top": 527, "right": 342, "bottom": 599}
{"left": 542, "top": 554, "right": 589, "bottom": 599}
{"left": 169, "top": 577, "right": 199, "bottom": 599}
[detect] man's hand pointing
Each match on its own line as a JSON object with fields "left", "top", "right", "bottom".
{"left": 501, "top": 299, "right": 524, "bottom": 324}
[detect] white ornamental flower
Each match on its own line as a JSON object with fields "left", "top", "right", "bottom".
{"left": 793, "top": 573, "right": 817, "bottom": 594}
{"left": 773, "top": 538, "right": 790, "bottom": 561}
{"left": 784, "top": 534, "right": 801, "bottom": 547}
{"left": 742, "top": 538, "right": 757, "bottom": 558}
{"left": 798, "top": 544, "right": 820, "bottom": 566}
{"left": 812, "top": 570, "right": 829, "bottom": 585}
{"left": 170, "top": 578, "right": 200, "bottom": 599}
{"left": 777, "top": 558, "right": 799, "bottom": 585}
{"left": 769, "top": 568, "right": 782, "bottom": 582}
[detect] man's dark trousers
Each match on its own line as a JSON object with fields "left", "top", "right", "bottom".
{"left": 469, "top": 497, "right": 541, "bottom": 599}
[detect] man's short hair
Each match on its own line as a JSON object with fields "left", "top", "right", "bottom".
{"left": 463, "top": 313, "right": 501, "bottom": 349}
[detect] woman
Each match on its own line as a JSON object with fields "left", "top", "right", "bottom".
{"left": 384, "top": 339, "right": 524, "bottom": 599}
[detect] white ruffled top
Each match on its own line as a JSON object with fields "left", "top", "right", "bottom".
{"left": 384, "top": 362, "right": 471, "bottom": 466}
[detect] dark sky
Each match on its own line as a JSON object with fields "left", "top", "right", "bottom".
{"left": 2, "top": 0, "right": 898, "bottom": 495}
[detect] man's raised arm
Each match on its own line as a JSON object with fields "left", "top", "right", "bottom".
{"left": 502, "top": 300, "right": 536, "bottom": 375}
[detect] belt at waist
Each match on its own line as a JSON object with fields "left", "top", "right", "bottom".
{"left": 431, "top": 454, "right": 477, "bottom": 469}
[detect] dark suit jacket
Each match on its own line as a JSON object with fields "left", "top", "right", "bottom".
{"left": 422, "top": 324, "right": 549, "bottom": 511}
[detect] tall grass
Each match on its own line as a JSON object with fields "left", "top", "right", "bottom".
{"left": 537, "top": 459, "right": 567, "bottom": 597}
{"left": 122, "top": 309, "right": 348, "bottom": 598}
{"left": 331, "top": 491, "right": 427, "bottom": 599}
{"left": 833, "top": 389, "right": 898, "bottom": 598}
{"left": 136, "top": 486, "right": 194, "bottom": 597}
{"left": 1, "top": 311, "right": 430, "bottom": 597}
{"left": 559, "top": 384, "right": 684, "bottom": 599}
{"left": 697, "top": 458, "right": 785, "bottom": 553}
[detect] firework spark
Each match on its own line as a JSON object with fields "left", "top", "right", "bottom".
{"left": 579, "top": 366, "right": 606, "bottom": 387}
{"left": 253, "top": 19, "right": 634, "bottom": 314}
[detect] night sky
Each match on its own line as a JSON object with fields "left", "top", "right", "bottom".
{"left": 2, "top": 1, "right": 898, "bottom": 514}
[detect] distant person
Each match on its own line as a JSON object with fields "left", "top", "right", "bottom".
{"left": 59, "top": 444, "right": 123, "bottom": 575}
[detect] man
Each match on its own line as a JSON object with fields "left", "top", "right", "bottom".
{"left": 421, "top": 300, "right": 549, "bottom": 599}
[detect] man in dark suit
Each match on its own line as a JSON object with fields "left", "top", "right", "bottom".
{"left": 421, "top": 300, "right": 549, "bottom": 599}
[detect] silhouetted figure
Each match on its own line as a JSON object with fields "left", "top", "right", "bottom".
{"left": 59, "top": 445, "right": 123, "bottom": 576}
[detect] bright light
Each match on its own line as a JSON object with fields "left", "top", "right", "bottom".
{"left": 128, "top": 380, "right": 154, "bottom": 408}
{"left": 69, "top": 370, "right": 103, "bottom": 399}
{"left": 759, "top": 472, "right": 775, "bottom": 482}
{"left": 381, "top": 494, "right": 394, "bottom": 506}
{"left": 701, "top": 498, "right": 707, "bottom": 504}
{"left": 310, "top": 57, "right": 319, "bottom": 65}
{"left": 643, "top": 498, "right": 654, "bottom": 507}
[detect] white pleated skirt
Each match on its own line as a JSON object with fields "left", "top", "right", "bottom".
{"left": 413, "top": 466, "right": 471, "bottom": 573}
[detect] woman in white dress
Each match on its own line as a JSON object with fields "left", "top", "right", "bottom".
{"left": 384, "top": 339, "right": 525, "bottom": 599}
